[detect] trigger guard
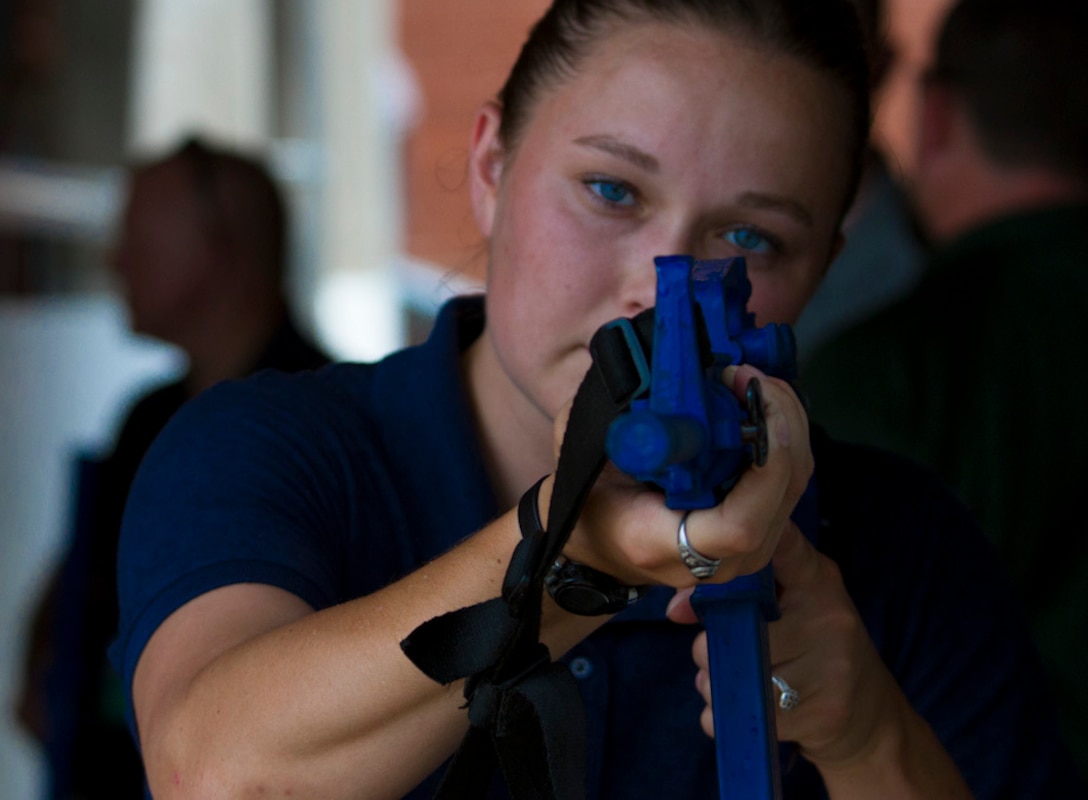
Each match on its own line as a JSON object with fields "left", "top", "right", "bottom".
{"left": 742, "top": 377, "right": 769, "bottom": 466}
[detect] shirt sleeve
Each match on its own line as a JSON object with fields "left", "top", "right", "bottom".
{"left": 108, "top": 370, "right": 361, "bottom": 729}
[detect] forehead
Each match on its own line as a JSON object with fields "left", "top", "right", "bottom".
{"left": 122, "top": 160, "right": 206, "bottom": 238}
{"left": 129, "top": 158, "right": 201, "bottom": 207}
{"left": 131, "top": 159, "right": 189, "bottom": 199}
{"left": 515, "top": 20, "right": 855, "bottom": 217}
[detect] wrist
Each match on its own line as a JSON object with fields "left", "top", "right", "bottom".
{"left": 812, "top": 697, "right": 908, "bottom": 785}
{"left": 518, "top": 476, "right": 647, "bottom": 616}
{"left": 813, "top": 690, "right": 970, "bottom": 799}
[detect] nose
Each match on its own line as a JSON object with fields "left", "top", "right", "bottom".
{"left": 618, "top": 253, "right": 659, "bottom": 315}
{"left": 619, "top": 223, "right": 697, "bottom": 315}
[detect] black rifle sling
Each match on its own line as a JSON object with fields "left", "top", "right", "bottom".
{"left": 401, "top": 310, "right": 655, "bottom": 800}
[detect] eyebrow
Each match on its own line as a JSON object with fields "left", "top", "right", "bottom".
{"left": 574, "top": 135, "right": 814, "bottom": 228}
{"left": 737, "top": 191, "right": 813, "bottom": 228}
{"left": 574, "top": 135, "right": 660, "bottom": 173}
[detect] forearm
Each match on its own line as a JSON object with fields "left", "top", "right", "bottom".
{"left": 147, "top": 590, "right": 474, "bottom": 799}
{"left": 816, "top": 689, "right": 973, "bottom": 800}
{"left": 139, "top": 505, "right": 602, "bottom": 800}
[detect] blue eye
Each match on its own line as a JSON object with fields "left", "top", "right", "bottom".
{"left": 586, "top": 179, "right": 636, "bottom": 207}
{"left": 725, "top": 227, "right": 774, "bottom": 254}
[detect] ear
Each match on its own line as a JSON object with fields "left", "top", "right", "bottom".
{"left": 918, "top": 81, "right": 955, "bottom": 166}
{"left": 823, "top": 230, "right": 846, "bottom": 277}
{"left": 468, "top": 101, "right": 506, "bottom": 239}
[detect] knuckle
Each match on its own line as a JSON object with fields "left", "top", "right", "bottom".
{"left": 820, "top": 556, "right": 845, "bottom": 587}
{"left": 798, "top": 448, "right": 815, "bottom": 484}
{"left": 822, "top": 607, "right": 861, "bottom": 650}
{"left": 701, "top": 707, "right": 715, "bottom": 738}
{"left": 691, "top": 633, "right": 708, "bottom": 665}
{"left": 626, "top": 548, "right": 657, "bottom": 575}
{"left": 817, "top": 695, "right": 853, "bottom": 736}
{"left": 730, "top": 519, "right": 765, "bottom": 556}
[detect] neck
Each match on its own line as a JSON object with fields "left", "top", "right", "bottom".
{"left": 462, "top": 329, "right": 556, "bottom": 510}
{"left": 916, "top": 127, "right": 1087, "bottom": 245}
{"left": 932, "top": 171, "right": 1083, "bottom": 245}
{"left": 181, "top": 296, "right": 286, "bottom": 396}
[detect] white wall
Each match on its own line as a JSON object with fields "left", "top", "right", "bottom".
{"left": 0, "top": 297, "right": 183, "bottom": 800}
{"left": 0, "top": 3, "right": 419, "bottom": 795}
{"left": 127, "top": 0, "right": 413, "bottom": 363}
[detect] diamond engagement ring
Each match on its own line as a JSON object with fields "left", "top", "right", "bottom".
{"left": 771, "top": 675, "right": 800, "bottom": 711}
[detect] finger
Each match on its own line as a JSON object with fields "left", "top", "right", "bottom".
{"left": 666, "top": 587, "right": 698, "bottom": 624}
{"left": 683, "top": 370, "right": 812, "bottom": 574}
{"left": 690, "top": 633, "right": 716, "bottom": 737}
{"left": 770, "top": 521, "right": 821, "bottom": 590}
{"left": 723, "top": 364, "right": 809, "bottom": 444}
{"left": 695, "top": 666, "right": 711, "bottom": 700}
{"left": 767, "top": 522, "right": 827, "bottom": 665}
{"left": 691, "top": 630, "right": 709, "bottom": 671}
{"left": 727, "top": 365, "right": 810, "bottom": 478}
{"left": 730, "top": 367, "right": 812, "bottom": 499}
{"left": 695, "top": 663, "right": 715, "bottom": 738}
{"left": 692, "top": 636, "right": 716, "bottom": 738}
{"left": 770, "top": 672, "right": 803, "bottom": 743}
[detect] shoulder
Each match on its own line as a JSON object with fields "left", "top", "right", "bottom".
{"left": 809, "top": 428, "right": 1003, "bottom": 616}
{"left": 115, "top": 380, "right": 188, "bottom": 437}
{"left": 115, "top": 365, "right": 390, "bottom": 659}
{"left": 801, "top": 292, "right": 923, "bottom": 392}
{"left": 102, "top": 380, "right": 189, "bottom": 472}
{"left": 812, "top": 429, "right": 959, "bottom": 514}
{"left": 128, "top": 364, "right": 390, "bottom": 533}
{"left": 799, "top": 299, "right": 943, "bottom": 456}
{"left": 257, "top": 316, "right": 334, "bottom": 373}
{"left": 166, "top": 365, "right": 370, "bottom": 448}
{"left": 811, "top": 427, "right": 1007, "bottom": 678}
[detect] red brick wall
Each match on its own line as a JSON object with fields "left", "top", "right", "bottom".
{"left": 399, "top": 0, "right": 549, "bottom": 281}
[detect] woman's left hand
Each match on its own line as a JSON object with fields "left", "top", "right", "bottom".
{"left": 670, "top": 523, "right": 972, "bottom": 796}
{"left": 672, "top": 521, "right": 904, "bottom": 764}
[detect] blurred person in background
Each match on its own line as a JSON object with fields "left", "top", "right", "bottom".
{"left": 791, "top": 0, "right": 927, "bottom": 361}
{"left": 17, "top": 135, "right": 330, "bottom": 799}
{"left": 804, "top": 0, "right": 1088, "bottom": 781}
{"left": 1, "top": 0, "right": 60, "bottom": 291}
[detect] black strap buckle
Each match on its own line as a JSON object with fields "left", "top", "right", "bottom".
{"left": 589, "top": 312, "right": 654, "bottom": 407}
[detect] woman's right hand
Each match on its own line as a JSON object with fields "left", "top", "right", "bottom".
{"left": 557, "top": 363, "right": 814, "bottom": 590}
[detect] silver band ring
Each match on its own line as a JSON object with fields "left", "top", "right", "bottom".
{"left": 772, "top": 675, "right": 800, "bottom": 711}
{"left": 677, "top": 510, "right": 721, "bottom": 580}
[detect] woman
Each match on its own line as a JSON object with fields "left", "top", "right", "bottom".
{"left": 111, "top": 0, "right": 1079, "bottom": 797}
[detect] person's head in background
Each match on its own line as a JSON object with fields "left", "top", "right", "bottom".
{"left": 851, "top": 0, "right": 892, "bottom": 95}
{"left": 466, "top": 0, "right": 871, "bottom": 421}
{"left": 912, "top": 0, "right": 1088, "bottom": 245}
{"left": 111, "top": 136, "right": 291, "bottom": 391}
{"left": 848, "top": 0, "right": 901, "bottom": 173}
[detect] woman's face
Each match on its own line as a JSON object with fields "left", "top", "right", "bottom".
{"left": 471, "top": 21, "right": 854, "bottom": 422}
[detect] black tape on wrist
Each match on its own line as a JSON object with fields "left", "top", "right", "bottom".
{"left": 400, "top": 308, "right": 655, "bottom": 800}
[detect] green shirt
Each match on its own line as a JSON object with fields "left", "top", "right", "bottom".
{"left": 803, "top": 203, "right": 1088, "bottom": 780}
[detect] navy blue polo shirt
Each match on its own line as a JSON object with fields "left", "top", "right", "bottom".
{"left": 112, "top": 297, "right": 1082, "bottom": 798}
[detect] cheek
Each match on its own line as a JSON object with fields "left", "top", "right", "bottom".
{"left": 485, "top": 209, "right": 635, "bottom": 417}
{"left": 489, "top": 180, "right": 619, "bottom": 313}
{"left": 747, "top": 266, "right": 825, "bottom": 327}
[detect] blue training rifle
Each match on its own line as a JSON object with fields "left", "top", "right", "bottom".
{"left": 605, "top": 254, "right": 797, "bottom": 800}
